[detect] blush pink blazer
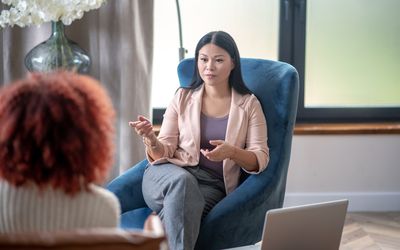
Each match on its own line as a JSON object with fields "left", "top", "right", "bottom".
{"left": 146, "top": 85, "right": 269, "bottom": 194}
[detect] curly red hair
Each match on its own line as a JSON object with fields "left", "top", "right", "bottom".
{"left": 0, "top": 71, "right": 115, "bottom": 195}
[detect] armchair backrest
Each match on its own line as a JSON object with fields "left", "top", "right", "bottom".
{"left": 0, "top": 229, "right": 166, "bottom": 250}
{"left": 177, "top": 58, "right": 299, "bottom": 202}
{"left": 0, "top": 214, "right": 167, "bottom": 250}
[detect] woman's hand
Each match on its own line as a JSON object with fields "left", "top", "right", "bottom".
{"left": 129, "top": 115, "right": 164, "bottom": 160}
{"left": 129, "top": 115, "right": 157, "bottom": 144}
{"left": 200, "top": 140, "right": 235, "bottom": 161}
{"left": 201, "top": 140, "right": 259, "bottom": 172}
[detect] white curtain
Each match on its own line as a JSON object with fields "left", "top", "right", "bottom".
{"left": 0, "top": 0, "right": 154, "bottom": 178}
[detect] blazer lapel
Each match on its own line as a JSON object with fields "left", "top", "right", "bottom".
{"left": 223, "top": 88, "right": 247, "bottom": 193}
{"left": 225, "top": 89, "right": 246, "bottom": 146}
{"left": 186, "top": 85, "right": 204, "bottom": 155}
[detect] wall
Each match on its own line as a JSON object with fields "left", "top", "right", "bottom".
{"left": 284, "top": 134, "right": 400, "bottom": 211}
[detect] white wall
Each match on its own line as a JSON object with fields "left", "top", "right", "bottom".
{"left": 284, "top": 135, "right": 400, "bottom": 211}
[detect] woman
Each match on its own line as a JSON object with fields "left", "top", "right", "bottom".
{"left": 0, "top": 71, "right": 120, "bottom": 233}
{"left": 130, "top": 31, "right": 269, "bottom": 250}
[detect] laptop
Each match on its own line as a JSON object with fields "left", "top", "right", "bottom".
{"left": 223, "top": 199, "right": 349, "bottom": 250}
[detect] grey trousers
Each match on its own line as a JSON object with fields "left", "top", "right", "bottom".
{"left": 142, "top": 163, "right": 225, "bottom": 250}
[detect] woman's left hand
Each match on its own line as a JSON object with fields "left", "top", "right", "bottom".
{"left": 200, "top": 140, "right": 235, "bottom": 161}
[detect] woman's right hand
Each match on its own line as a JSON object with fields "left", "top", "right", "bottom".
{"left": 129, "top": 115, "right": 157, "bottom": 143}
{"left": 129, "top": 115, "right": 164, "bottom": 160}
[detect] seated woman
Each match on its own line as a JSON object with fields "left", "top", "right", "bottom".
{"left": 0, "top": 71, "right": 120, "bottom": 233}
{"left": 129, "top": 31, "right": 269, "bottom": 250}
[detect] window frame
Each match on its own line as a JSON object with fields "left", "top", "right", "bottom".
{"left": 279, "top": 0, "right": 400, "bottom": 123}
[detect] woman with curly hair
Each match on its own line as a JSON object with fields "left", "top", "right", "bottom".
{"left": 0, "top": 71, "right": 120, "bottom": 233}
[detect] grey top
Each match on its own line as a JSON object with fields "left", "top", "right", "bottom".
{"left": 199, "top": 113, "right": 229, "bottom": 179}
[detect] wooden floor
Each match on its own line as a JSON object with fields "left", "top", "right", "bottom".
{"left": 340, "top": 212, "right": 400, "bottom": 250}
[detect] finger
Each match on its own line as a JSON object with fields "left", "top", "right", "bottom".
{"left": 204, "top": 151, "right": 219, "bottom": 161}
{"left": 200, "top": 149, "right": 211, "bottom": 159}
{"left": 139, "top": 120, "right": 153, "bottom": 129}
{"left": 200, "top": 149, "right": 209, "bottom": 155}
{"left": 138, "top": 115, "right": 151, "bottom": 123}
{"left": 207, "top": 149, "right": 218, "bottom": 157}
{"left": 209, "top": 140, "right": 224, "bottom": 146}
{"left": 135, "top": 121, "right": 151, "bottom": 131}
{"left": 129, "top": 121, "right": 140, "bottom": 127}
{"left": 139, "top": 124, "right": 153, "bottom": 135}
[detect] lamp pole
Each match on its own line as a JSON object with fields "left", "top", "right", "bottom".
{"left": 176, "top": 0, "right": 186, "bottom": 61}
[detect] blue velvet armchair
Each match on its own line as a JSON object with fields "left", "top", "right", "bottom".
{"left": 107, "top": 58, "right": 299, "bottom": 249}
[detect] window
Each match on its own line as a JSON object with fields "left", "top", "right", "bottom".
{"left": 279, "top": 0, "right": 400, "bottom": 122}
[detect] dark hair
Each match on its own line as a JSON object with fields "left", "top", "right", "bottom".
{"left": 188, "top": 31, "right": 251, "bottom": 95}
{"left": 0, "top": 71, "right": 115, "bottom": 195}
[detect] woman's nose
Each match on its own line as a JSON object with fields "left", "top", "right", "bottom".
{"left": 206, "top": 61, "right": 214, "bottom": 70}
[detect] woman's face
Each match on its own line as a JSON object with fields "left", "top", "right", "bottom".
{"left": 198, "top": 43, "right": 234, "bottom": 88}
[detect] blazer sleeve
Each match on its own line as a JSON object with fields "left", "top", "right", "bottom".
{"left": 145, "top": 89, "right": 181, "bottom": 164}
{"left": 242, "top": 95, "right": 270, "bottom": 174}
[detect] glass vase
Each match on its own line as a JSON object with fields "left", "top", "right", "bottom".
{"left": 24, "top": 21, "right": 90, "bottom": 74}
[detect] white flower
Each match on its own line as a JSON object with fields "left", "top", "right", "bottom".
{"left": 0, "top": 0, "right": 106, "bottom": 28}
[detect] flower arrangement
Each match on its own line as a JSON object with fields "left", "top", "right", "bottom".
{"left": 0, "top": 0, "right": 106, "bottom": 28}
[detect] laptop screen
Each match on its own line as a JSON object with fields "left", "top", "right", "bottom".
{"left": 261, "top": 199, "right": 349, "bottom": 250}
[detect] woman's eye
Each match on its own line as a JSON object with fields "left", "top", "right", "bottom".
{"left": 199, "top": 58, "right": 207, "bottom": 62}
{"left": 216, "top": 59, "right": 224, "bottom": 63}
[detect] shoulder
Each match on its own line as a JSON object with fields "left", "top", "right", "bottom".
{"left": 171, "top": 86, "right": 201, "bottom": 105}
{"left": 244, "top": 93, "right": 260, "bottom": 104}
{"left": 0, "top": 180, "right": 39, "bottom": 197}
{"left": 175, "top": 87, "right": 197, "bottom": 98}
{"left": 248, "top": 94, "right": 263, "bottom": 108}
{"left": 234, "top": 90, "right": 262, "bottom": 110}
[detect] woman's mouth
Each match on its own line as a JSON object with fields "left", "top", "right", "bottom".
{"left": 205, "top": 74, "right": 216, "bottom": 78}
